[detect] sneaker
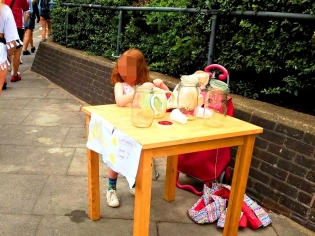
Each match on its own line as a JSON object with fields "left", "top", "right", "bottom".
{"left": 39, "top": 27, "right": 42, "bottom": 30}
{"left": 20, "top": 59, "right": 23, "bottom": 64}
{"left": 11, "top": 73, "right": 21, "bottom": 82}
{"left": 31, "top": 47, "right": 36, "bottom": 53}
{"left": 2, "top": 79, "right": 7, "bottom": 90}
{"left": 129, "top": 187, "right": 135, "bottom": 196}
{"left": 106, "top": 189, "right": 119, "bottom": 207}
{"left": 23, "top": 50, "right": 31, "bottom": 55}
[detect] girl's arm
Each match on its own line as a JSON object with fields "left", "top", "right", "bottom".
{"left": 114, "top": 82, "right": 134, "bottom": 107}
{"left": 153, "top": 78, "right": 169, "bottom": 90}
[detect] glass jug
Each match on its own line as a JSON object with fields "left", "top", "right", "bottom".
{"left": 177, "top": 76, "right": 199, "bottom": 120}
{"left": 131, "top": 86, "right": 162, "bottom": 128}
{"left": 152, "top": 87, "right": 175, "bottom": 119}
{"left": 203, "top": 80, "right": 228, "bottom": 127}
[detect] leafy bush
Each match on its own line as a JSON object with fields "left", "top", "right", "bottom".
{"left": 51, "top": 0, "right": 315, "bottom": 115}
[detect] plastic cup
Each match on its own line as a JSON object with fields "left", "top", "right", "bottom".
{"left": 170, "top": 109, "right": 188, "bottom": 124}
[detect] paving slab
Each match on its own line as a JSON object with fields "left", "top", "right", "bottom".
{"left": 46, "top": 88, "right": 78, "bottom": 100}
{"left": 1, "top": 87, "right": 53, "bottom": 98}
{"left": 17, "top": 69, "right": 44, "bottom": 80}
{"left": 157, "top": 222, "right": 278, "bottom": 236}
{"left": 270, "top": 212, "right": 312, "bottom": 236}
{"left": 0, "top": 125, "right": 70, "bottom": 147}
{"left": 0, "top": 145, "right": 75, "bottom": 175}
{"left": 67, "top": 148, "right": 109, "bottom": 177}
{"left": 0, "top": 108, "right": 31, "bottom": 125}
{"left": 24, "top": 98, "right": 82, "bottom": 111}
{"left": 36, "top": 216, "right": 158, "bottom": 236}
{"left": 0, "top": 214, "right": 42, "bottom": 236}
{"left": 0, "top": 173, "right": 48, "bottom": 214}
{"left": 33, "top": 175, "right": 90, "bottom": 216}
{"left": 6, "top": 78, "right": 50, "bottom": 88}
{"left": 21, "top": 110, "right": 85, "bottom": 127}
{"left": 62, "top": 127, "right": 87, "bottom": 148}
{"left": 0, "top": 98, "right": 32, "bottom": 109}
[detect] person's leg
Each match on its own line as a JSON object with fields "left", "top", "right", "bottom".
{"left": 11, "top": 28, "right": 24, "bottom": 82}
{"left": 30, "top": 31, "right": 34, "bottom": 48}
{"left": 46, "top": 19, "right": 51, "bottom": 38}
{"left": 107, "top": 168, "right": 119, "bottom": 207}
{"left": 40, "top": 17, "right": 47, "bottom": 40}
{"left": 0, "top": 65, "right": 8, "bottom": 95}
{"left": 108, "top": 168, "right": 119, "bottom": 190}
{"left": 23, "top": 29, "right": 31, "bottom": 55}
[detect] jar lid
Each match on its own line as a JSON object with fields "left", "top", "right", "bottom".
{"left": 210, "top": 79, "right": 229, "bottom": 91}
{"left": 180, "top": 75, "right": 198, "bottom": 84}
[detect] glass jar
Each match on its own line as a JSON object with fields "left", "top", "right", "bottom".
{"left": 203, "top": 80, "right": 228, "bottom": 127}
{"left": 177, "top": 76, "right": 199, "bottom": 120}
{"left": 131, "top": 86, "right": 162, "bottom": 128}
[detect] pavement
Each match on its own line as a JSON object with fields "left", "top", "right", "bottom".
{"left": 0, "top": 26, "right": 314, "bottom": 236}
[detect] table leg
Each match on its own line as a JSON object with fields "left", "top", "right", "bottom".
{"left": 223, "top": 134, "right": 256, "bottom": 236}
{"left": 164, "top": 155, "right": 178, "bottom": 201}
{"left": 85, "top": 114, "right": 100, "bottom": 221}
{"left": 87, "top": 148, "right": 100, "bottom": 220}
{"left": 133, "top": 150, "right": 153, "bottom": 236}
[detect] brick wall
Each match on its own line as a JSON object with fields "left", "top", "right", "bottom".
{"left": 31, "top": 42, "right": 315, "bottom": 232}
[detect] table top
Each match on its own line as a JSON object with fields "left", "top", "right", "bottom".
{"left": 82, "top": 104, "right": 263, "bottom": 149}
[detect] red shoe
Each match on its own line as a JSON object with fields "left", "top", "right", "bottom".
{"left": 2, "top": 79, "right": 7, "bottom": 90}
{"left": 11, "top": 73, "right": 21, "bottom": 82}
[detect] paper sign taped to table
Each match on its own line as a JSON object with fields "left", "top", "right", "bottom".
{"left": 86, "top": 113, "right": 142, "bottom": 188}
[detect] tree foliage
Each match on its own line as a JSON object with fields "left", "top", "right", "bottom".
{"left": 51, "top": 0, "right": 315, "bottom": 115}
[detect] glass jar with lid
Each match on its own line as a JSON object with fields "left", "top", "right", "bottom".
{"left": 203, "top": 79, "right": 229, "bottom": 127}
{"left": 177, "top": 75, "right": 199, "bottom": 120}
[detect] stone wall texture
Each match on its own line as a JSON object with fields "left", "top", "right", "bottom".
{"left": 32, "top": 42, "right": 315, "bottom": 232}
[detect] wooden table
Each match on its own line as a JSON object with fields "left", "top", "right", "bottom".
{"left": 81, "top": 104, "right": 263, "bottom": 236}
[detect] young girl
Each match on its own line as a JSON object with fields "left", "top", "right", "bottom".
{"left": 0, "top": 0, "right": 20, "bottom": 93}
{"left": 108, "top": 48, "right": 169, "bottom": 207}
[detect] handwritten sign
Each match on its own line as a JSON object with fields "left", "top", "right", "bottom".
{"left": 86, "top": 113, "right": 142, "bottom": 188}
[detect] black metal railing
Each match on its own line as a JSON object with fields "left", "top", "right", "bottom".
{"left": 52, "top": 3, "right": 315, "bottom": 65}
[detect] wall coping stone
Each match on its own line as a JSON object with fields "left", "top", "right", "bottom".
{"left": 45, "top": 42, "right": 315, "bottom": 135}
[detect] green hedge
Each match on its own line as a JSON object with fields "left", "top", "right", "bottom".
{"left": 51, "top": 0, "right": 315, "bottom": 115}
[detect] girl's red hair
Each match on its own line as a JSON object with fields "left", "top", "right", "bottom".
{"left": 110, "top": 48, "right": 150, "bottom": 85}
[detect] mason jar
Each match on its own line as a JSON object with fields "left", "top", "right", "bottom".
{"left": 203, "top": 79, "right": 229, "bottom": 127}
{"left": 177, "top": 76, "right": 199, "bottom": 120}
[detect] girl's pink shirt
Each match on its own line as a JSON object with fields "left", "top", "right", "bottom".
{"left": 123, "top": 82, "right": 134, "bottom": 95}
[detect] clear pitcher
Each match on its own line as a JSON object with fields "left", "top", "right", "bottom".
{"left": 131, "top": 86, "right": 162, "bottom": 128}
{"left": 152, "top": 87, "right": 175, "bottom": 119}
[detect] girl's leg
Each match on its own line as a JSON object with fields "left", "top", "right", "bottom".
{"left": 108, "top": 168, "right": 119, "bottom": 190}
{"left": 46, "top": 19, "right": 51, "bottom": 38}
{"left": 40, "top": 17, "right": 47, "bottom": 40}
{"left": 107, "top": 168, "right": 119, "bottom": 207}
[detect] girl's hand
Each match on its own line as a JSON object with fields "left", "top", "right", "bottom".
{"left": 153, "top": 78, "right": 163, "bottom": 88}
{"left": 153, "top": 78, "right": 169, "bottom": 90}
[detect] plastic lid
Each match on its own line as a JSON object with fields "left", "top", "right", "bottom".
{"left": 210, "top": 79, "right": 229, "bottom": 91}
{"left": 180, "top": 75, "right": 198, "bottom": 84}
